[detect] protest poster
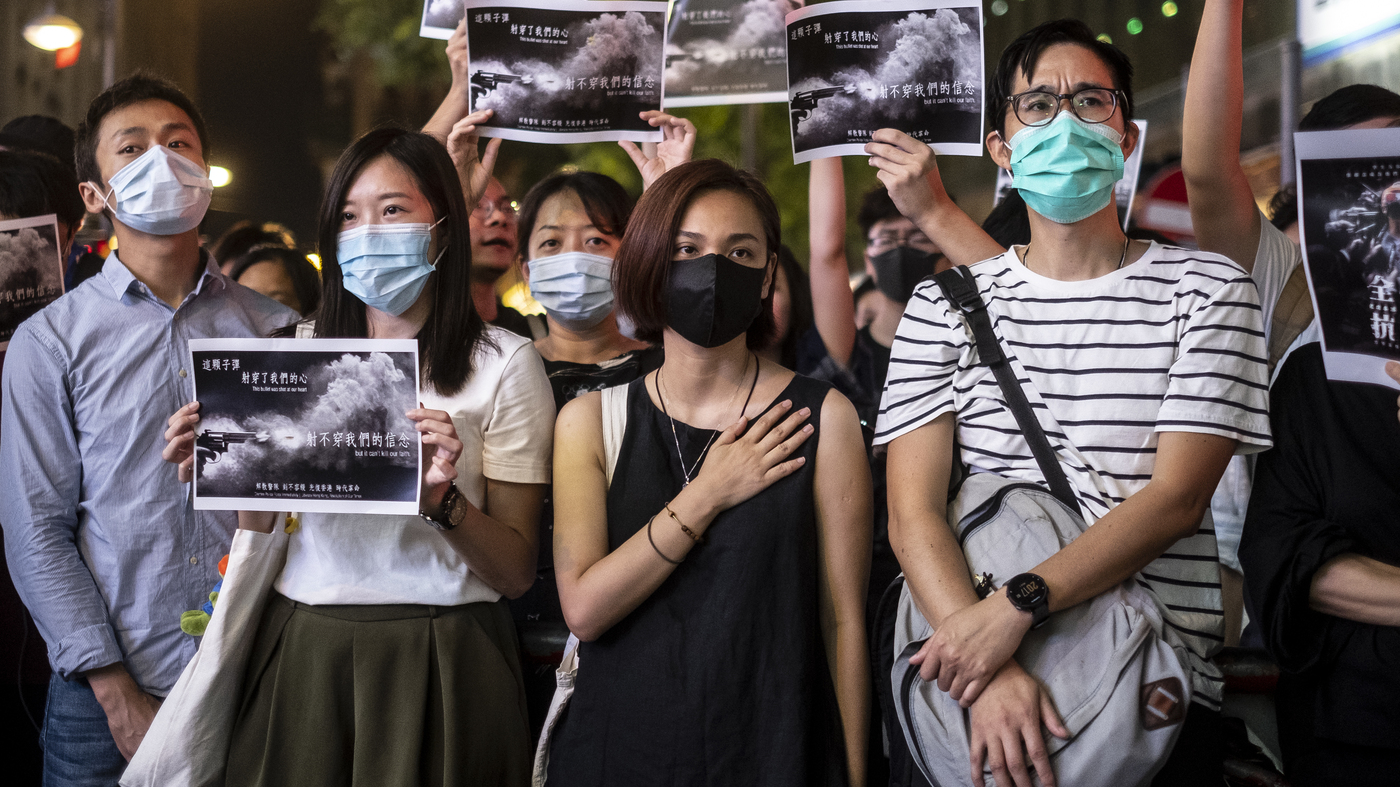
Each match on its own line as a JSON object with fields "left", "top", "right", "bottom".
{"left": 663, "top": 0, "right": 798, "bottom": 108}
{"left": 462, "top": 0, "right": 668, "bottom": 143}
{"left": 992, "top": 119, "right": 1148, "bottom": 233}
{"left": 0, "top": 214, "right": 65, "bottom": 351}
{"left": 421, "top": 0, "right": 465, "bottom": 38}
{"left": 785, "top": 0, "right": 983, "bottom": 164}
{"left": 1295, "top": 128, "right": 1400, "bottom": 389}
{"left": 189, "top": 338, "right": 423, "bottom": 514}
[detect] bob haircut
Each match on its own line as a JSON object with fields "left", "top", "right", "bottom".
{"left": 311, "top": 125, "right": 489, "bottom": 396}
{"left": 987, "top": 19, "right": 1134, "bottom": 139}
{"left": 613, "top": 159, "right": 779, "bottom": 349}
{"left": 230, "top": 244, "right": 323, "bottom": 317}
{"left": 516, "top": 170, "right": 634, "bottom": 259}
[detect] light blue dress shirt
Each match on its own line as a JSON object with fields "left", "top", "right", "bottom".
{"left": 0, "top": 252, "right": 296, "bottom": 694}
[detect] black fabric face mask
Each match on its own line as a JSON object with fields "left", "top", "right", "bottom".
{"left": 666, "top": 253, "right": 767, "bottom": 348}
{"left": 870, "top": 246, "right": 941, "bottom": 302}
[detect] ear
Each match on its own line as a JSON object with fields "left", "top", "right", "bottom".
{"left": 986, "top": 129, "right": 1013, "bottom": 172}
{"left": 761, "top": 252, "right": 777, "bottom": 298}
{"left": 78, "top": 180, "right": 109, "bottom": 216}
{"left": 520, "top": 257, "right": 531, "bottom": 285}
{"left": 1120, "top": 120, "right": 1141, "bottom": 161}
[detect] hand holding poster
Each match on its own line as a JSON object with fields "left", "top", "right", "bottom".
{"left": 1295, "top": 128, "right": 1400, "bottom": 389}
{"left": 0, "top": 214, "right": 65, "bottom": 351}
{"left": 461, "top": 0, "right": 668, "bottom": 143}
{"left": 189, "top": 339, "right": 423, "bottom": 514}
{"left": 785, "top": 0, "right": 984, "bottom": 164}
{"left": 664, "top": 0, "right": 799, "bottom": 108}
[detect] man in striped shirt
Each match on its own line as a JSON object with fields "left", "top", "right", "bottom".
{"left": 877, "top": 20, "right": 1271, "bottom": 787}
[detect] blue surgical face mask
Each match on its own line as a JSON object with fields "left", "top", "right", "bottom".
{"left": 94, "top": 145, "right": 213, "bottom": 236}
{"left": 1007, "top": 112, "right": 1125, "bottom": 225}
{"left": 527, "top": 251, "right": 615, "bottom": 330}
{"left": 336, "top": 218, "right": 446, "bottom": 316}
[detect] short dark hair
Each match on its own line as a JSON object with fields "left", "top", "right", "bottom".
{"left": 1299, "top": 84, "right": 1400, "bottom": 131}
{"left": 74, "top": 72, "right": 209, "bottom": 186}
{"left": 0, "top": 149, "right": 85, "bottom": 229}
{"left": 212, "top": 221, "right": 297, "bottom": 267}
{"left": 229, "top": 245, "right": 322, "bottom": 317}
{"left": 613, "top": 159, "right": 779, "bottom": 348}
{"left": 987, "top": 19, "right": 1134, "bottom": 138}
{"left": 516, "top": 171, "right": 633, "bottom": 259}
{"left": 857, "top": 187, "right": 902, "bottom": 239}
{"left": 0, "top": 115, "right": 76, "bottom": 167}
{"left": 768, "top": 244, "right": 814, "bottom": 369}
{"left": 314, "top": 125, "right": 490, "bottom": 396}
{"left": 1267, "top": 183, "right": 1298, "bottom": 231}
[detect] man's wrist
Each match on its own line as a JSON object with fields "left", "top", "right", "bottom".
{"left": 86, "top": 663, "right": 140, "bottom": 706}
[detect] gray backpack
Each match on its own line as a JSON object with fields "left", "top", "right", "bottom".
{"left": 890, "top": 268, "right": 1193, "bottom": 787}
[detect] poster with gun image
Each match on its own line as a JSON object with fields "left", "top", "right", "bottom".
{"left": 460, "top": 0, "right": 669, "bottom": 143}
{"left": 0, "top": 213, "right": 65, "bottom": 351}
{"left": 1296, "top": 128, "right": 1400, "bottom": 389}
{"left": 663, "top": 0, "right": 800, "bottom": 108}
{"left": 785, "top": 0, "right": 983, "bottom": 164}
{"left": 188, "top": 338, "right": 423, "bottom": 514}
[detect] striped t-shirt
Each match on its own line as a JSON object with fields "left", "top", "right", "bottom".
{"left": 874, "top": 242, "right": 1272, "bottom": 707}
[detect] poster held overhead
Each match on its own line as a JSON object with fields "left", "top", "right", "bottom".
{"left": 0, "top": 213, "right": 65, "bottom": 352}
{"left": 785, "top": 0, "right": 984, "bottom": 164}
{"left": 421, "top": 0, "right": 466, "bottom": 39}
{"left": 663, "top": 0, "right": 799, "bottom": 109}
{"left": 462, "top": 0, "right": 669, "bottom": 144}
{"left": 1295, "top": 128, "right": 1400, "bottom": 390}
{"left": 189, "top": 338, "right": 424, "bottom": 514}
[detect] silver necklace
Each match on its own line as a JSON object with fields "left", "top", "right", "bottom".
{"left": 656, "top": 354, "right": 759, "bottom": 487}
{"left": 1024, "top": 236, "right": 1130, "bottom": 273}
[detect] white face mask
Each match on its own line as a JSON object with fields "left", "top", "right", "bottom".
{"left": 94, "top": 145, "right": 212, "bottom": 236}
{"left": 527, "top": 251, "right": 616, "bottom": 330}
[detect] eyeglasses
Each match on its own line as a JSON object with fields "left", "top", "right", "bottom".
{"left": 472, "top": 198, "right": 517, "bottom": 219}
{"left": 867, "top": 232, "right": 933, "bottom": 254}
{"left": 1006, "top": 88, "right": 1123, "bottom": 128}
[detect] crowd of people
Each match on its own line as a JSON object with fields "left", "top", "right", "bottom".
{"left": 1, "top": 2, "right": 1398, "bottom": 786}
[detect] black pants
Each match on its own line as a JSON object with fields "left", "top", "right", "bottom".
{"left": 1151, "top": 706, "right": 1224, "bottom": 787}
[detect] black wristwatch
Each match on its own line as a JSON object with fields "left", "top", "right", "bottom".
{"left": 420, "top": 483, "right": 461, "bottom": 531}
{"left": 1005, "top": 572, "right": 1051, "bottom": 629}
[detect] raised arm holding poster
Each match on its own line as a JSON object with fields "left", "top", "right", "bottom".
{"left": 0, "top": 214, "right": 65, "bottom": 351}
{"left": 189, "top": 338, "right": 423, "bottom": 514}
{"left": 461, "top": 0, "right": 668, "bottom": 143}
{"left": 664, "top": 0, "right": 799, "bottom": 108}
{"left": 1296, "top": 127, "right": 1400, "bottom": 390}
{"left": 785, "top": 0, "right": 983, "bottom": 164}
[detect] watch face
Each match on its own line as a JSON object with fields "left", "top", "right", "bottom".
{"left": 1007, "top": 573, "right": 1048, "bottom": 609}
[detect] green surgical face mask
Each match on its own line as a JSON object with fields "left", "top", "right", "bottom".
{"left": 1007, "top": 112, "right": 1125, "bottom": 225}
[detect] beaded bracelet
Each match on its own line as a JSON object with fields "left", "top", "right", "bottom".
{"left": 647, "top": 514, "right": 683, "bottom": 565}
{"left": 665, "top": 503, "right": 703, "bottom": 544}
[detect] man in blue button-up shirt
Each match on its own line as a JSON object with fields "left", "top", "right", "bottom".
{"left": 0, "top": 74, "right": 296, "bottom": 785}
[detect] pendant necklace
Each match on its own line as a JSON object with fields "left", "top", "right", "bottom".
{"left": 657, "top": 353, "right": 760, "bottom": 487}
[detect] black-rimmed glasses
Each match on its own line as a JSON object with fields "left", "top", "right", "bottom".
{"left": 1007, "top": 88, "right": 1122, "bottom": 127}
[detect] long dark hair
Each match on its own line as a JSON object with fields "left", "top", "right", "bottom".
{"left": 313, "top": 126, "right": 488, "bottom": 396}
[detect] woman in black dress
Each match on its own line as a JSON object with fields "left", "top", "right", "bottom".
{"left": 547, "top": 159, "right": 872, "bottom": 786}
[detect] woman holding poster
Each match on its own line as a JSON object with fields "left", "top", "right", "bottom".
{"left": 546, "top": 159, "right": 872, "bottom": 786}
{"left": 165, "top": 121, "right": 554, "bottom": 785}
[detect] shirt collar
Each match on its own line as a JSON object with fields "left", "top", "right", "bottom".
{"left": 101, "top": 249, "right": 227, "bottom": 300}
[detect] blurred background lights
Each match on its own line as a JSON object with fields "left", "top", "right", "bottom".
{"left": 1161, "top": 1, "right": 1179, "bottom": 17}
{"left": 209, "top": 166, "right": 232, "bottom": 188}
{"left": 1127, "top": 17, "right": 1144, "bottom": 35}
{"left": 306, "top": 253, "right": 321, "bottom": 271}
{"left": 991, "top": 0, "right": 1009, "bottom": 16}
{"left": 22, "top": 12, "right": 83, "bottom": 51}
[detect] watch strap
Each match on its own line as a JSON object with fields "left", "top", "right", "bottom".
{"left": 420, "top": 483, "right": 460, "bottom": 531}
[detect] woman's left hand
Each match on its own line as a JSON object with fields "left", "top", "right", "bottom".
{"left": 909, "top": 588, "right": 1033, "bottom": 707}
{"left": 407, "top": 406, "right": 463, "bottom": 504}
{"left": 620, "top": 111, "right": 697, "bottom": 190}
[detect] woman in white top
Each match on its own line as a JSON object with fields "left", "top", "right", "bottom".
{"left": 165, "top": 119, "right": 553, "bottom": 786}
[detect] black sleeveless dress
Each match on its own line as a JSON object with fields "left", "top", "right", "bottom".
{"left": 546, "top": 374, "right": 847, "bottom": 787}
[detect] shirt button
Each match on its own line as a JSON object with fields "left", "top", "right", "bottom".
{"left": 178, "top": 369, "right": 188, "bottom": 378}
{"left": 189, "top": 556, "right": 198, "bottom": 565}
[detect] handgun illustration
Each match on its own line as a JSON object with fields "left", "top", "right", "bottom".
{"left": 790, "top": 85, "right": 856, "bottom": 136}
{"left": 469, "top": 71, "right": 534, "bottom": 109}
{"left": 195, "top": 431, "right": 268, "bottom": 475}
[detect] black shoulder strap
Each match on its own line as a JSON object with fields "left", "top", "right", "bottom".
{"left": 933, "top": 266, "right": 1081, "bottom": 515}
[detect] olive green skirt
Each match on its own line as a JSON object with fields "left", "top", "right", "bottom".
{"left": 226, "top": 592, "right": 530, "bottom": 787}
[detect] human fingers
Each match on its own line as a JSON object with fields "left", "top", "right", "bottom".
{"left": 871, "top": 127, "right": 917, "bottom": 148}
{"left": 163, "top": 412, "right": 199, "bottom": 446}
{"left": 957, "top": 675, "right": 989, "bottom": 709}
{"left": 406, "top": 406, "right": 453, "bottom": 424}
{"left": 1000, "top": 725, "right": 1036, "bottom": 787}
{"left": 1025, "top": 712, "right": 1058, "bottom": 787}
{"left": 178, "top": 456, "right": 194, "bottom": 484}
{"left": 1040, "top": 689, "right": 1069, "bottom": 739}
{"left": 755, "top": 405, "right": 811, "bottom": 451}
{"left": 167, "top": 401, "right": 200, "bottom": 428}
{"left": 618, "top": 140, "right": 649, "bottom": 170}
{"left": 743, "top": 399, "right": 795, "bottom": 443}
{"left": 984, "top": 737, "right": 1010, "bottom": 787}
{"left": 479, "top": 137, "right": 502, "bottom": 178}
{"left": 948, "top": 669, "right": 972, "bottom": 705}
{"left": 760, "top": 455, "right": 807, "bottom": 483}
{"left": 863, "top": 140, "right": 915, "bottom": 165}
{"left": 763, "top": 422, "right": 813, "bottom": 468}
{"left": 969, "top": 727, "right": 988, "bottom": 787}
{"left": 162, "top": 430, "right": 195, "bottom": 464}
{"left": 429, "top": 454, "right": 459, "bottom": 483}
{"left": 420, "top": 430, "right": 463, "bottom": 464}
{"left": 918, "top": 643, "right": 943, "bottom": 683}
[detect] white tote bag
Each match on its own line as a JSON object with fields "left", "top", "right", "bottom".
{"left": 120, "top": 525, "right": 290, "bottom": 787}
{"left": 531, "top": 382, "right": 628, "bottom": 786}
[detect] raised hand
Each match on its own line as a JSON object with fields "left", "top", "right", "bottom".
{"left": 865, "top": 128, "right": 944, "bottom": 224}
{"left": 446, "top": 108, "right": 502, "bottom": 207}
{"left": 446, "top": 18, "right": 471, "bottom": 100}
{"left": 620, "top": 111, "right": 698, "bottom": 190}
{"left": 689, "top": 399, "right": 813, "bottom": 513}
{"left": 162, "top": 401, "right": 201, "bottom": 483}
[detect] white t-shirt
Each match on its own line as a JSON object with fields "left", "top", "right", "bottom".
{"left": 276, "top": 327, "right": 555, "bottom": 606}
{"left": 875, "top": 243, "right": 1272, "bottom": 707}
